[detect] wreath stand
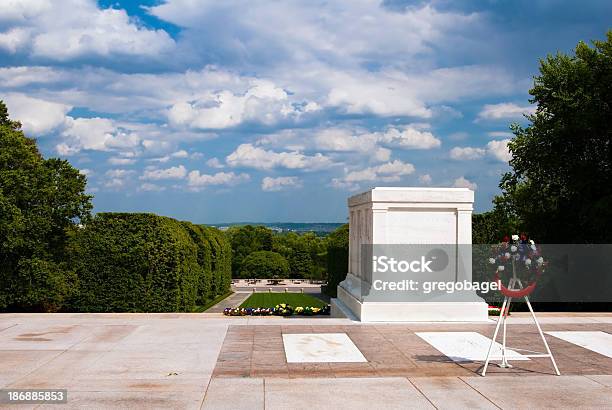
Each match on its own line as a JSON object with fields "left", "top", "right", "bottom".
{"left": 481, "top": 266, "right": 560, "bottom": 376}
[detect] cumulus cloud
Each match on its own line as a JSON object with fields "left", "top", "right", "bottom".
{"left": 104, "top": 169, "right": 135, "bottom": 189}
{"left": 150, "top": 150, "right": 199, "bottom": 163}
{"left": 0, "top": 66, "right": 67, "bottom": 87}
{"left": 3, "top": 93, "right": 70, "bottom": 135}
{"left": 139, "top": 182, "right": 165, "bottom": 192}
{"left": 187, "top": 171, "right": 250, "bottom": 190}
{"left": 449, "top": 139, "right": 511, "bottom": 162}
{"left": 313, "top": 125, "right": 440, "bottom": 154}
{"left": 168, "top": 80, "right": 316, "bottom": 129}
{"left": 206, "top": 157, "right": 224, "bottom": 168}
{"left": 0, "top": 27, "right": 30, "bottom": 53}
{"left": 261, "top": 176, "right": 302, "bottom": 192}
{"left": 486, "top": 139, "right": 512, "bottom": 162}
{"left": 0, "top": 0, "right": 174, "bottom": 60}
{"left": 419, "top": 174, "right": 432, "bottom": 184}
{"left": 332, "top": 160, "right": 415, "bottom": 190}
{"left": 149, "top": 1, "right": 477, "bottom": 65}
{"left": 296, "top": 125, "right": 439, "bottom": 168}
{"left": 449, "top": 146, "right": 486, "bottom": 160}
{"left": 58, "top": 117, "right": 141, "bottom": 155}
{"left": 477, "top": 103, "right": 536, "bottom": 121}
{"left": 314, "top": 128, "right": 378, "bottom": 152}
{"left": 226, "top": 143, "right": 332, "bottom": 170}
{"left": 141, "top": 165, "right": 187, "bottom": 180}
{"left": 378, "top": 126, "right": 441, "bottom": 149}
{"left": 108, "top": 157, "right": 136, "bottom": 166}
{"left": 453, "top": 176, "right": 477, "bottom": 190}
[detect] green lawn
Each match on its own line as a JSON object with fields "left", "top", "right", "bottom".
{"left": 239, "top": 292, "right": 327, "bottom": 309}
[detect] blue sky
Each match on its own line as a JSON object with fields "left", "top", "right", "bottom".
{"left": 1, "top": 0, "right": 610, "bottom": 222}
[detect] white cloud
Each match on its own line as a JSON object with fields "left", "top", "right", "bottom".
{"left": 103, "top": 168, "right": 135, "bottom": 189}
{"left": 419, "top": 174, "right": 432, "bottom": 184}
{"left": 150, "top": 150, "right": 197, "bottom": 163}
{"left": 378, "top": 126, "right": 441, "bottom": 149}
{"left": 486, "top": 139, "right": 512, "bottom": 162}
{"left": 104, "top": 178, "right": 125, "bottom": 188}
{"left": 0, "top": 66, "right": 66, "bottom": 87}
{"left": 314, "top": 128, "right": 378, "bottom": 152}
{"left": 147, "top": 1, "right": 520, "bottom": 118}
{"left": 0, "top": 0, "right": 174, "bottom": 60}
{"left": 187, "top": 171, "right": 250, "bottom": 190}
{"left": 105, "top": 169, "right": 134, "bottom": 179}
{"left": 226, "top": 143, "right": 332, "bottom": 170}
{"left": 449, "top": 146, "right": 486, "bottom": 160}
{"left": 326, "top": 72, "right": 431, "bottom": 117}
{"left": 0, "top": 27, "right": 30, "bottom": 53}
{"left": 206, "top": 157, "right": 224, "bottom": 168}
{"left": 453, "top": 176, "right": 477, "bottom": 190}
{"left": 58, "top": 117, "right": 141, "bottom": 155}
{"left": 141, "top": 165, "right": 187, "bottom": 180}
{"left": 332, "top": 160, "right": 415, "bottom": 190}
{"left": 373, "top": 147, "right": 392, "bottom": 162}
{"left": 261, "top": 176, "right": 302, "bottom": 192}
{"left": 310, "top": 125, "right": 440, "bottom": 163}
{"left": 168, "top": 80, "right": 314, "bottom": 129}
{"left": 478, "top": 103, "right": 536, "bottom": 121}
{"left": 108, "top": 157, "right": 136, "bottom": 166}
{"left": 318, "top": 65, "right": 516, "bottom": 117}
{"left": 139, "top": 182, "right": 165, "bottom": 192}
{"left": 449, "top": 139, "right": 512, "bottom": 162}
{"left": 149, "top": 1, "right": 477, "bottom": 61}
{"left": 3, "top": 93, "right": 70, "bottom": 135}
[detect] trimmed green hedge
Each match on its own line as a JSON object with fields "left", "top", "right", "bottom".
{"left": 67, "top": 213, "right": 231, "bottom": 312}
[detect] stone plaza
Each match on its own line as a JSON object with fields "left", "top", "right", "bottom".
{"left": 1, "top": 313, "right": 611, "bottom": 409}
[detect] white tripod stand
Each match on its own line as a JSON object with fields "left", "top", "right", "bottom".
{"left": 482, "top": 266, "right": 560, "bottom": 376}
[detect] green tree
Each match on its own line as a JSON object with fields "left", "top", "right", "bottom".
{"left": 0, "top": 100, "right": 92, "bottom": 311}
{"left": 496, "top": 31, "right": 612, "bottom": 243}
{"left": 239, "top": 250, "right": 289, "bottom": 279}
{"left": 226, "top": 225, "right": 273, "bottom": 276}
{"left": 472, "top": 208, "right": 520, "bottom": 244}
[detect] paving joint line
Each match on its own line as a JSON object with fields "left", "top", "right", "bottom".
{"left": 458, "top": 376, "right": 502, "bottom": 409}
{"left": 405, "top": 376, "right": 437, "bottom": 409}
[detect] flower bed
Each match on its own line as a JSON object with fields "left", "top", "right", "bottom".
{"left": 487, "top": 305, "right": 510, "bottom": 316}
{"left": 223, "top": 303, "right": 331, "bottom": 316}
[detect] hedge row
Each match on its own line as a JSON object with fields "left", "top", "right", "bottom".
{"left": 324, "top": 224, "right": 349, "bottom": 297}
{"left": 68, "top": 213, "right": 231, "bottom": 312}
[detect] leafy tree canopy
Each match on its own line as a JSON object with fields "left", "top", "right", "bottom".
{"left": 0, "top": 100, "right": 92, "bottom": 311}
{"left": 495, "top": 31, "right": 612, "bottom": 243}
{"left": 239, "top": 250, "right": 290, "bottom": 279}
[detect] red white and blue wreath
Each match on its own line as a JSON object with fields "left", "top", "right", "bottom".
{"left": 489, "top": 234, "right": 546, "bottom": 298}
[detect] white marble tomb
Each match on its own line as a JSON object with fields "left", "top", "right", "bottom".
{"left": 330, "top": 187, "right": 489, "bottom": 322}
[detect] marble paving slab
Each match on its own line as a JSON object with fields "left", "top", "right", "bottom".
{"left": 416, "top": 332, "right": 530, "bottom": 362}
{"left": 282, "top": 333, "right": 367, "bottom": 363}
{"left": 546, "top": 331, "right": 612, "bottom": 358}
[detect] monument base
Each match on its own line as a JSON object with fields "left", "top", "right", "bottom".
{"left": 332, "top": 285, "right": 489, "bottom": 322}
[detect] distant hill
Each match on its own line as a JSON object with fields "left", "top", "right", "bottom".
{"left": 208, "top": 222, "right": 344, "bottom": 235}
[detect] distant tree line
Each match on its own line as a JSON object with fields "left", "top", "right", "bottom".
{"left": 225, "top": 224, "right": 332, "bottom": 280}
